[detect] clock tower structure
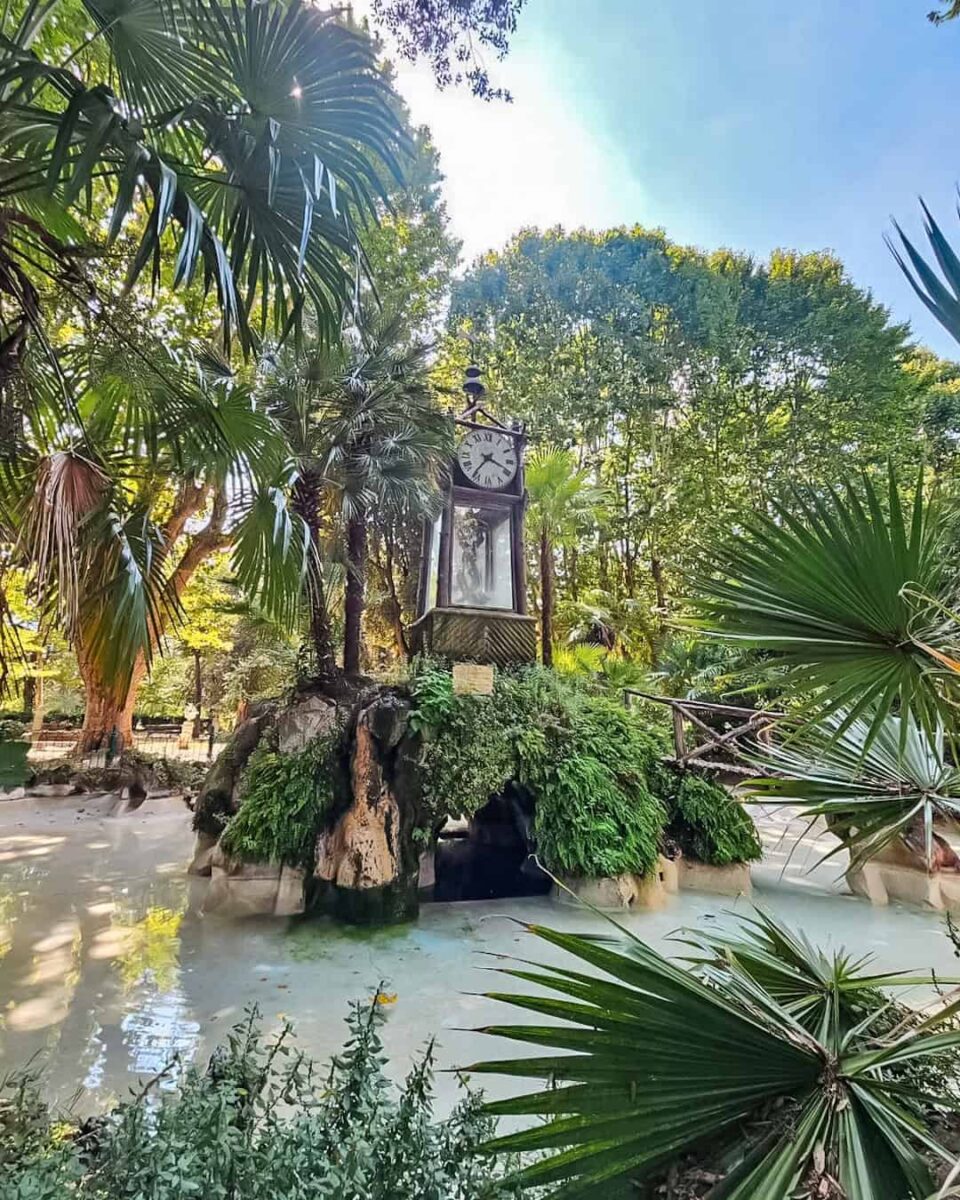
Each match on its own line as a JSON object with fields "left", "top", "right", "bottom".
{"left": 410, "top": 368, "right": 537, "bottom": 666}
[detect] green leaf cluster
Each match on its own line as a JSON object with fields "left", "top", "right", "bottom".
{"left": 1, "top": 1001, "right": 522, "bottom": 1199}
{"left": 471, "top": 911, "right": 960, "bottom": 1198}
{"left": 220, "top": 731, "right": 341, "bottom": 869}
{"left": 663, "top": 771, "right": 763, "bottom": 866}
{"left": 409, "top": 660, "right": 758, "bottom": 877}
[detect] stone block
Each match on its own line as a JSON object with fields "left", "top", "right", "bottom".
{"left": 0, "top": 786, "right": 25, "bottom": 801}
{"left": 552, "top": 869, "right": 668, "bottom": 911}
{"left": 274, "top": 865, "right": 306, "bottom": 916}
{"left": 659, "top": 854, "right": 680, "bottom": 895}
{"left": 677, "top": 859, "right": 752, "bottom": 897}
{"left": 847, "top": 861, "right": 948, "bottom": 911}
{"left": 418, "top": 849, "right": 436, "bottom": 890}
{"left": 205, "top": 866, "right": 281, "bottom": 918}
{"left": 29, "top": 783, "right": 76, "bottom": 797}
{"left": 277, "top": 694, "right": 338, "bottom": 755}
{"left": 847, "top": 863, "right": 889, "bottom": 906}
{"left": 188, "top": 831, "right": 219, "bottom": 877}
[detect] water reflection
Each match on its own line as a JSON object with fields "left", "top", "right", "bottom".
{"left": 3, "top": 793, "right": 960, "bottom": 1120}
{"left": 0, "top": 797, "right": 201, "bottom": 1104}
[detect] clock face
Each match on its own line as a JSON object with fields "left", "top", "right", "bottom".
{"left": 457, "top": 428, "right": 518, "bottom": 490}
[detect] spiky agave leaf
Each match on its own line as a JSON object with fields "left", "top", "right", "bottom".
{"left": 690, "top": 465, "right": 958, "bottom": 743}
{"left": 467, "top": 915, "right": 960, "bottom": 1199}
{"left": 676, "top": 908, "right": 960, "bottom": 1045}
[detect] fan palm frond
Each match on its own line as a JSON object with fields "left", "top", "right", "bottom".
{"left": 469, "top": 913, "right": 960, "bottom": 1199}
{"left": 0, "top": 0, "right": 408, "bottom": 355}
{"left": 691, "top": 466, "right": 958, "bottom": 742}
{"left": 744, "top": 706, "right": 960, "bottom": 869}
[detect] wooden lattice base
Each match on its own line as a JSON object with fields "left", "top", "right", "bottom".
{"left": 408, "top": 607, "right": 537, "bottom": 666}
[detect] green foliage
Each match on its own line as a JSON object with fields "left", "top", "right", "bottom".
{"left": 0, "top": 718, "right": 26, "bottom": 742}
{"left": 1, "top": 1001, "right": 522, "bottom": 1199}
{"left": 410, "top": 660, "right": 516, "bottom": 828}
{"left": 523, "top": 694, "right": 666, "bottom": 878}
{"left": 410, "top": 660, "right": 675, "bottom": 878}
{"left": 0, "top": 1, "right": 407, "bottom": 354}
{"left": 665, "top": 772, "right": 762, "bottom": 866}
{"left": 410, "top": 659, "right": 760, "bottom": 875}
{"left": 444, "top": 225, "right": 936, "bottom": 669}
{"left": 692, "top": 466, "right": 957, "bottom": 741}
{"left": 470, "top": 911, "right": 960, "bottom": 1199}
{"left": 221, "top": 733, "right": 341, "bottom": 868}
{"left": 527, "top": 751, "right": 664, "bottom": 879}
{"left": 0, "top": 716, "right": 30, "bottom": 790}
{"left": 746, "top": 706, "right": 960, "bottom": 869}
{"left": 890, "top": 199, "right": 960, "bottom": 349}
{"left": 0, "top": 739, "right": 29, "bottom": 789}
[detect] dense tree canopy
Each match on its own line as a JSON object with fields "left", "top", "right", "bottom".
{"left": 443, "top": 226, "right": 945, "bottom": 663}
{"left": 2, "top": 5, "right": 959, "bottom": 726}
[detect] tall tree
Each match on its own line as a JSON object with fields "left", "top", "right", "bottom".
{"left": 1, "top": 301, "right": 305, "bottom": 748}
{"left": 262, "top": 315, "right": 452, "bottom": 678}
{"left": 369, "top": 0, "right": 527, "bottom": 99}
{"left": 446, "top": 227, "right": 933, "bottom": 661}
{"left": 525, "top": 447, "right": 605, "bottom": 667}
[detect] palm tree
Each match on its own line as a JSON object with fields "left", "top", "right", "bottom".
{"left": 468, "top": 911, "right": 960, "bottom": 1198}
{"left": 2, "top": 308, "right": 305, "bottom": 749}
{"left": 262, "top": 315, "right": 452, "bottom": 678}
{"left": 691, "top": 466, "right": 959, "bottom": 743}
{"left": 525, "top": 447, "right": 605, "bottom": 667}
{"left": 0, "top": 0, "right": 406, "bottom": 377}
{"left": 745, "top": 707, "right": 960, "bottom": 870}
{"left": 690, "top": 465, "right": 960, "bottom": 867}
{"left": 260, "top": 345, "right": 341, "bottom": 680}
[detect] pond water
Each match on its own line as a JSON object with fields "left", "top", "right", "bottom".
{"left": 0, "top": 792, "right": 957, "bottom": 1115}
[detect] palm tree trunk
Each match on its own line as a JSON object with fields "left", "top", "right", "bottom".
{"left": 540, "top": 526, "right": 554, "bottom": 668}
{"left": 379, "top": 534, "right": 409, "bottom": 660}
{"left": 650, "top": 554, "right": 668, "bottom": 665}
{"left": 292, "top": 473, "right": 337, "bottom": 678}
{"left": 192, "top": 649, "right": 203, "bottom": 737}
{"left": 344, "top": 515, "right": 367, "bottom": 676}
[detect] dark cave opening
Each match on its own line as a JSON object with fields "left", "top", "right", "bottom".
{"left": 430, "top": 790, "right": 550, "bottom": 902}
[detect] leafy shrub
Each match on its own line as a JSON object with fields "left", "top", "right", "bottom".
{"left": 527, "top": 752, "right": 664, "bottom": 878}
{"left": 665, "top": 772, "right": 762, "bottom": 866}
{"left": 408, "top": 659, "right": 761, "bottom": 877}
{"left": 411, "top": 662, "right": 516, "bottom": 828}
{"left": 1, "top": 1001, "right": 522, "bottom": 1199}
{"left": 410, "top": 660, "right": 668, "bottom": 878}
{"left": 220, "top": 732, "right": 341, "bottom": 868}
{"left": 518, "top": 691, "right": 667, "bottom": 879}
{"left": 0, "top": 718, "right": 27, "bottom": 742}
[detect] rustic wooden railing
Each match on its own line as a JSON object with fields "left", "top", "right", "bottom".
{"left": 623, "top": 691, "right": 786, "bottom": 776}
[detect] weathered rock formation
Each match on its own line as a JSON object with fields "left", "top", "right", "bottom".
{"left": 192, "top": 704, "right": 276, "bottom": 841}
{"left": 190, "top": 685, "right": 430, "bottom": 923}
{"left": 314, "top": 693, "right": 423, "bottom": 923}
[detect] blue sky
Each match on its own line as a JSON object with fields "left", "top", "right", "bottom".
{"left": 389, "top": 0, "right": 960, "bottom": 356}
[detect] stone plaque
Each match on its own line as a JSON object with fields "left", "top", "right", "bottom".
{"left": 452, "top": 662, "right": 495, "bottom": 696}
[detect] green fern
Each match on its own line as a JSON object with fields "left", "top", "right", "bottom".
{"left": 667, "top": 772, "right": 762, "bottom": 866}
{"left": 221, "top": 732, "right": 342, "bottom": 868}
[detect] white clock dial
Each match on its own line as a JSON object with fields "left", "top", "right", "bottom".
{"left": 457, "top": 429, "right": 518, "bottom": 490}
